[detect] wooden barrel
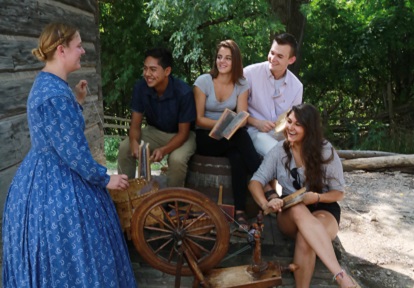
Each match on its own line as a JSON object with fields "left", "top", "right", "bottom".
{"left": 185, "top": 154, "right": 234, "bottom": 205}
{"left": 185, "top": 154, "right": 261, "bottom": 218}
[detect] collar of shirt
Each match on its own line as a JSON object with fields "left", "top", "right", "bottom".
{"left": 265, "top": 64, "right": 292, "bottom": 85}
{"left": 146, "top": 76, "right": 175, "bottom": 101}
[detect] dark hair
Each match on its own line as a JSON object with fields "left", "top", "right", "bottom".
{"left": 274, "top": 33, "right": 298, "bottom": 58}
{"left": 144, "top": 48, "right": 173, "bottom": 69}
{"left": 282, "top": 103, "right": 334, "bottom": 192}
{"left": 210, "top": 39, "right": 244, "bottom": 84}
{"left": 32, "top": 22, "right": 78, "bottom": 62}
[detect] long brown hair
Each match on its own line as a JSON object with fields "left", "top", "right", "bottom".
{"left": 282, "top": 104, "right": 334, "bottom": 192}
{"left": 210, "top": 39, "right": 244, "bottom": 84}
{"left": 32, "top": 22, "right": 78, "bottom": 62}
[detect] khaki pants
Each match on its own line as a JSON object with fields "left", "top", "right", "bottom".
{"left": 117, "top": 125, "right": 196, "bottom": 187}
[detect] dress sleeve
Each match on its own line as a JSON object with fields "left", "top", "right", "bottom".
{"left": 41, "top": 96, "right": 110, "bottom": 187}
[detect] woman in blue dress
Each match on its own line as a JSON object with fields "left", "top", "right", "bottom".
{"left": 2, "top": 22, "right": 137, "bottom": 287}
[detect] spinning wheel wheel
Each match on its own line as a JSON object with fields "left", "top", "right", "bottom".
{"left": 131, "top": 187, "right": 230, "bottom": 277}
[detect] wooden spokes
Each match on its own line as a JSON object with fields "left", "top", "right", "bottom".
{"left": 131, "top": 188, "right": 230, "bottom": 276}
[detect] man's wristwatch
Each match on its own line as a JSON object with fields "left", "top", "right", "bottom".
{"left": 264, "top": 189, "right": 278, "bottom": 201}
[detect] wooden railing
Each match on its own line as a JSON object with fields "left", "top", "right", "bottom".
{"left": 103, "top": 115, "right": 130, "bottom": 139}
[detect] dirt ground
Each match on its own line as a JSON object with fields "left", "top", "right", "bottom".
{"left": 339, "top": 170, "right": 414, "bottom": 288}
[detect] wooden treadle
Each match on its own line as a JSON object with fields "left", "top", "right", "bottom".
{"left": 204, "top": 261, "right": 282, "bottom": 288}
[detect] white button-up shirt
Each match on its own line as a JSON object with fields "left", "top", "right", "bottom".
{"left": 244, "top": 61, "right": 303, "bottom": 126}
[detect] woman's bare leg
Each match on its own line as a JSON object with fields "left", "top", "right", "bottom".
{"left": 292, "top": 231, "right": 317, "bottom": 288}
{"left": 277, "top": 205, "right": 358, "bottom": 287}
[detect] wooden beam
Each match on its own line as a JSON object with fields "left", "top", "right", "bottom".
{"left": 337, "top": 150, "right": 399, "bottom": 159}
{"left": 341, "top": 155, "right": 414, "bottom": 172}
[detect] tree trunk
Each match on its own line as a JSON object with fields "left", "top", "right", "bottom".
{"left": 387, "top": 81, "right": 395, "bottom": 131}
{"left": 268, "top": 0, "right": 308, "bottom": 75}
{"left": 337, "top": 150, "right": 398, "bottom": 159}
{"left": 341, "top": 155, "right": 414, "bottom": 172}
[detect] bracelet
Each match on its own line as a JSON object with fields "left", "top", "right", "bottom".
{"left": 316, "top": 193, "right": 320, "bottom": 205}
{"left": 333, "top": 269, "right": 344, "bottom": 282}
{"left": 264, "top": 189, "right": 278, "bottom": 201}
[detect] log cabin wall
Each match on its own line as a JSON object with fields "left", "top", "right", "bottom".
{"left": 0, "top": 0, "right": 105, "bottom": 216}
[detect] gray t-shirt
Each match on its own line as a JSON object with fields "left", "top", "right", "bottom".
{"left": 251, "top": 141, "right": 345, "bottom": 195}
{"left": 194, "top": 73, "right": 249, "bottom": 122}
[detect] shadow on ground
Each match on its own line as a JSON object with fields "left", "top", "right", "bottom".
{"left": 342, "top": 251, "right": 414, "bottom": 288}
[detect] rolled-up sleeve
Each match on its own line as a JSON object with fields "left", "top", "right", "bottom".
{"left": 251, "top": 145, "right": 279, "bottom": 185}
{"left": 324, "top": 149, "right": 345, "bottom": 192}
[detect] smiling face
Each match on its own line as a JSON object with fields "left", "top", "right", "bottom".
{"left": 143, "top": 56, "right": 171, "bottom": 93}
{"left": 61, "top": 32, "right": 85, "bottom": 73}
{"left": 216, "top": 47, "right": 232, "bottom": 75}
{"left": 285, "top": 111, "right": 305, "bottom": 145}
{"left": 267, "top": 40, "right": 296, "bottom": 79}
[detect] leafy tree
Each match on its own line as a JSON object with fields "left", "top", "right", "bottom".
{"left": 301, "top": 0, "right": 414, "bottom": 151}
{"left": 145, "top": 0, "right": 284, "bottom": 81}
{"left": 99, "top": 0, "right": 414, "bottom": 152}
{"left": 99, "top": 0, "right": 286, "bottom": 123}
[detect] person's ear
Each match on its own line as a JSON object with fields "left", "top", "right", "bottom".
{"left": 56, "top": 45, "right": 65, "bottom": 57}
{"left": 164, "top": 67, "right": 172, "bottom": 76}
{"left": 288, "top": 56, "right": 296, "bottom": 65}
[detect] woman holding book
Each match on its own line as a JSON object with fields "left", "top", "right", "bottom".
{"left": 193, "top": 39, "right": 263, "bottom": 232}
{"left": 249, "top": 103, "right": 360, "bottom": 288}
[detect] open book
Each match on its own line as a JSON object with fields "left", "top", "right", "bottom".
{"left": 209, "top": 108, "right": 249, "bottom": 140}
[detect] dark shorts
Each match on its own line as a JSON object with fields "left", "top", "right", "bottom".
{"left": 281, "top": 194, "right": 341, "bottom": 225}
{"left": 307, "top": 202, "right": 341, "bottom": 225}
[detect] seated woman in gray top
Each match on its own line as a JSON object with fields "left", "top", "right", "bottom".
{"left": 249, "top": 104, "right": 360, "bottom": 288}
{"left": 194, "top": 40, "right": 265, "bottom": 232}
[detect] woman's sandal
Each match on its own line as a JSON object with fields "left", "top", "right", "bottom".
{"left": 235, "top": 211, "right": 249, "bottom": 232}
{"left": 333, "top": 270, "right": 361, "bottom": 288}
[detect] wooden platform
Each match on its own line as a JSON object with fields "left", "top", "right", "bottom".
{"left": 203, "top": 262, "right": 282, "bottom": 288}
{"left": 129, "top": 170, "right": 344, "bottom": 287}
{"left": 128, "top": 212, "right": 344, "bottom": 288}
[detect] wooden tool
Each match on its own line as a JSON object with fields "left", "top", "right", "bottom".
{"left": 218, "top": 185, "right": 234, "bottom": 222}
{"left": 264, "top": 187, "right": 307, "bottom": 215}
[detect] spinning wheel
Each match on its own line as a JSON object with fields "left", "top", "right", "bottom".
{"left": 131, "top": 187, "right": 230, "bottom": 277}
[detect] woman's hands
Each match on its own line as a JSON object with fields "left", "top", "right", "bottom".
{"left": 106, "top": 174, "right": 129, "bottom": 190}
{"left": 262, "top": 198, "right": 284, "bottom": 213}
{"left": 303, "top": 192, "right": 320, "bottom": 205}
{"left": 75, "top": 80, "right": 88, "bottom": 105}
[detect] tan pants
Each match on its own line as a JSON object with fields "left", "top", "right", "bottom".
{"left": 117, "top": 125, "right": 196, "bottom": 187}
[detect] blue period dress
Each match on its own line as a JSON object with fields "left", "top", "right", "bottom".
{"left": 2, "top": 72, "right": 137, "bottom": 287}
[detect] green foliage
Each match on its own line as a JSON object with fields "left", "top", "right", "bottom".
{"left": 99, "top": 1, "right": 156, "bottom": 119}
{"left": 301, "top": 0, "right": 414, "bottom": 151}
{"left": 99, "top": 0, "right": 285, "bottom": 136}
{"left": 99, "top": 0, "right": 414, "bottom": 153}
{"left": 356, "top": 124, "right": 414, "bottom": 154}
{"left": 145, "top": 0, "right": 284, "bottom": 81}
{"left": 104, "top": 137, "right": 121, "bottom": 163}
